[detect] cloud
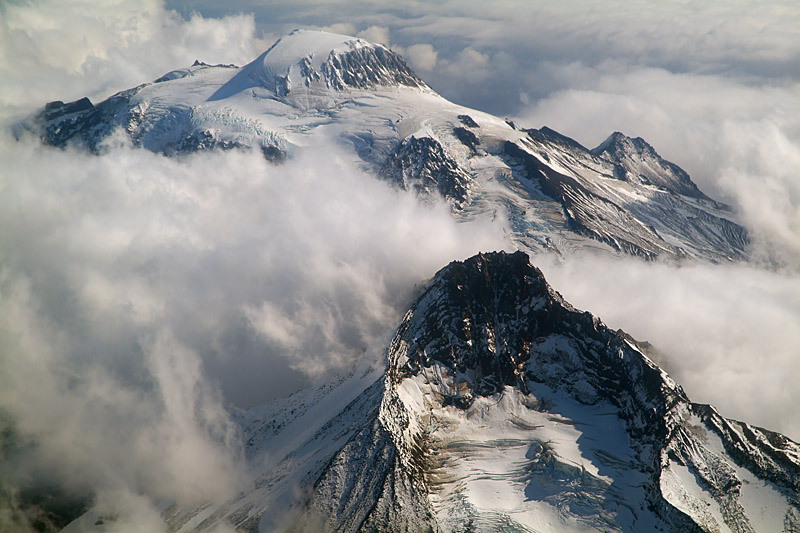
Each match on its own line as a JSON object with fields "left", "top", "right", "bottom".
{"left": 0, "top": 0, "right": 269, "bottom": 117}
{"left": 450, "top": 47, "right": 489, "bottom": 73}
{"left": 320, "top": 22, "right": 357, "bottom": 36}
{"left": 403, "top": 43, "right": 437, "bottom": 71}
{"left": 717, "top": 119, "right": 800, "bottom": 267}
{"left": 0, "top": 283, "right": 245, "bottom": 530}
{"left": 356, "top": 25, "right": 390, "bottom": 45}
{"left": 394, "top": 0, "right": 800, "bottom": 78}
{"left": 536, "top": 253, "right": 800, "bottom": 441}
{"left": 0, "top": 134, "right": 508, "bottom": 529}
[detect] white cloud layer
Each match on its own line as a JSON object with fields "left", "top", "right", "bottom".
{"left": 403, "top": 43, "right": 437, "bottom": 71}
{"left": 0, "top": 0, "right": 269, "bottom": 116}
{"left": 356, "top": 25, "right": 390, "bottom": 45}
{"left": 0, "top": 134, "right": 507, "bottom": 529}
{"left": 1, "top": 0, "right": 799, "bottom": 529}
{"left": 536, "top": 253, "right": 800, "bottom": 441}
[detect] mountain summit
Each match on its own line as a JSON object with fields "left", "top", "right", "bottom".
{"left": 14, "top": 30, "right": 796, "bottom": 533}
{"left": 209, "top": 29, "right": 426, "bottom": 101}
{"left": 140, "top": 251, "right": 800, "bottom": 532}
{"left": 19, "top": 30, "right": 748, "bottom": 262}
{"left": 591, "top": 131, "right": 708, "bottom": 199}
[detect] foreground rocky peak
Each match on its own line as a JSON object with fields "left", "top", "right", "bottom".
{"left": 60, "top": 251, "right": 800, "bottom": 532}
{"left": 389, "top": 251, "right": 563, "bottom": 397}
{"left": 388, "top": 250, "right": 685, "bottom": 441}
{"left": 291, "top": 251, "right": 799, "bottom": 532}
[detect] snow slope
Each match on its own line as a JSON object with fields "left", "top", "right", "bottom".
{"left": 155, "top": 251, "right": 798, "bottom": 532}
{"left": 21, "top": 29, "right": 748, "bottom": 263}
{"left": 32, "top": 31, "right": 792, "bottom": 532}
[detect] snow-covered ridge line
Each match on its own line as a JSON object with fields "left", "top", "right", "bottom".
{"left": 17, "top": 28, "right": 749, "bottom": 264}
{"left": 58, "top": 250, "right": 799, "bottom": 531}
{"left": 210, "top": 29, "right": 426, "bottom": 101}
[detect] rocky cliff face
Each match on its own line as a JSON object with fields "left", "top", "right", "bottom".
{"left": 383, "top": 135, "right": 473, "bottom": 208}
{"left": 53, "top": 251, "right": 799, "bottom": 532}
{"left": 251, "top": 252, "right": 800, "bottom": 532}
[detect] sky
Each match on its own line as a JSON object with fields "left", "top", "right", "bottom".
{"left": 1, "top": 0, "right": 799, "bottom": 530}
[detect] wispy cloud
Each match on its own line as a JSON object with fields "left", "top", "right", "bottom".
{"left": 0, "top": 0, "right": 269, "bottom": 116}
{"left": 1, "top": 1, "right": 799, "bottom": 529}
{"left": 0, "top": 134, "right": 507, "bottom": 528}
{"left": 537, "top": 253, "right": 800, "bottom": 440}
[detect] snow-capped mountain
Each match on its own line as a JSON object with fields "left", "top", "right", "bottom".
{"left": 20, "top": 30, "right": 794, "bottom": 532}
{"left": 64, "top": 251, "right": 799, "bottom": 532}
{"left": 19, "top": 29, "right": 747, "bottom": 263}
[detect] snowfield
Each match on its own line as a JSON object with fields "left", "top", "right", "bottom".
{"left": 29, "top": 30, "right": 797, "bottom": 532}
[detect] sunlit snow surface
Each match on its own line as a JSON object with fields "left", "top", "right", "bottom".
{"left": 397, "top": 375, "right": 658, "bottom": 532}
{"left": 660, "top": 411, "right": 796, "bottom": 533}
{"left": 33, "top": 29, "right": 747, "bottom": 263}
{"left": 49, "top": 31, "right": 793, "bottom": 532}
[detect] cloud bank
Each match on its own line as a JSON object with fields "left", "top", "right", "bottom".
{"left": 536, "top": 254, "right": 800, "bottom": 441}
{"left": 0, "top": 135, "right": 508, "bottom": 529}
{"left": 0, "top": 0, "right": 269, "bottom": 117}
{"left": 0, "top": 5, "right": 507, "bottom": 524}
{"left": 1, "top": 0, "right": 799, "bottom": 530}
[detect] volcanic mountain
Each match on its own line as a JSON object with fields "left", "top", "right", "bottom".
{"left": 17, "top": 30, "right": 794, "bottom": 533}
{"left": 63, "top": 251, "right": 800, "bottom": 532}
{"left": 20, "top": 29, "right": 748, "bottom": 263}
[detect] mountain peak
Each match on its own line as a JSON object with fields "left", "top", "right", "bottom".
{"left": 592, "top": 131, "right": 708, "bottom": 199}
{"left": 210, "top": 29, "right": 426, "bottom": 100}
{"left": 389, "top": 250, "right": 676, "bottom": 411}
{"left": 390, "top": 250, "right": 582, "bottom": 400}
{"left": 592, "top": 131, "right": 649, "bottom": 154}
{"left": 375, "top": 250, "right": 800, "bottom": 531}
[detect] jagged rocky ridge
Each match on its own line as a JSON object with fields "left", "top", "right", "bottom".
{"left": 501, "top": 129, "right": 749, "bottom": 260}
{"left": 102, "top": 251, "right": 796, "bottom": 533}
{"left": 383, "top": 135, "right": 473, "bottom": 208}
{"left": 295, "top": 251, "right": 799, "bottom": 532}
{"left": 17, "top": 30, "right": 747, "bottom": 263}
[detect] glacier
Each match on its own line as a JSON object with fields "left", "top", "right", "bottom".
{"left": 20, "top": 29, "right": 748, "bottom": 263}
{"left": 12, "top": 29, "right": 797, "bottom": 532}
